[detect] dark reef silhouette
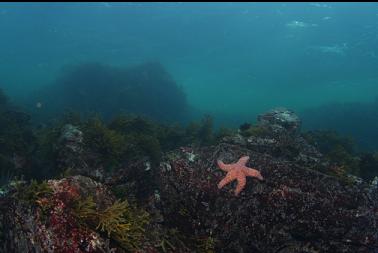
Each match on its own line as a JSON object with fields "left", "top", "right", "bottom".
{"left": 31, "top": 62, "right": 189, "bottom": 123}
{"left": 301, "top": 99, "right": 378, "bottom": 151}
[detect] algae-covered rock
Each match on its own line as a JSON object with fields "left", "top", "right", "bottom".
{"left": 257, "top": 107, "right": 301, "bottom": 135}
{"left": 0, "top": 176, "right": 152, "bottom": 253}
{"left": 239, "top": 108, "right": 323, "bottom": 168}
{"left": 156, "top": 110, "right": 378, "bottom": 253}
{"left": 1, "top": 107, "right": 377, "bottom": 253}
{"left": 158, "top": 142, "right": 378, "bottom": 252}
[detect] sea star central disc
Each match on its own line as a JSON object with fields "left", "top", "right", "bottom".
{"left": 217, "top": 156, "right": 263, "bottom": 196}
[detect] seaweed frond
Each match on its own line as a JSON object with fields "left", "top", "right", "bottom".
{"left": 97, "top": 199, "right": 150, "bottom": 250}
{"left": 96, "top": 200, "right": 132, "bottom": 236}
{"left": 14, "top": 179, "right": 53, "bottom": 205}
{"left": 73, "top": 196, "right": 97, "bottom": 221}
{"left": 72, "top": 197, "right": 150, "bottom": 251}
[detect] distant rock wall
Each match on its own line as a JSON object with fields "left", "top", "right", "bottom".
{"left": 31, "top": 62, "right": 189, "bottom": 122}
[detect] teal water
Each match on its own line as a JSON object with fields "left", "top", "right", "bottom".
{"left": 1, "top": 2, "right": 378, "bottom": 144}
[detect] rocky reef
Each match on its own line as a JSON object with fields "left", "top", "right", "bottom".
{"left": 301, "top": 99, "right": 378, "bottom": 151}
{"left": 158, "top": 108, "right": 378, "bottom": 252}
{"left": 0, "top": 89, "right": 35, "bottom": 180}
{"left": 0, "top": 175, "right": 152, "bottom": 252}
{"left": 29, "top": 62, "right": 189, "bottom": 122}
{"left": 0, "top": 107, "right": 377, "bottom": 252}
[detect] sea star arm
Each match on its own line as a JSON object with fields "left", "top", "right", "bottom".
{"left": 236, "top": 156, "right": 250, "bottom": 166}
{"left": 235, "top": 176, "right": 246, "bottom": 196}
{"left": 217, "top": 160, "right": 233, "bottom": 172}
{"left": 244, "top": 168, "right": 264, "bottom": 181}
{"left": 217, "top": 172, "right": 234, "bottom": 189}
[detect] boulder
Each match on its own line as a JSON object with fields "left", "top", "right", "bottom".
{"left": 157, "top": 110, "right": 378, "bottom": 252}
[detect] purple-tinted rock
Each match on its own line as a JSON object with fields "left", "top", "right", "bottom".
{"left": 57, "top": 124, "right": 86, "bottom": 173}
{"left": 258, "top": 107, "right": 301, "bottom": 135}
{"left": 0, "top": 176, "right": 115, "bottom": 253}
{"left": 158, "top": 142, "right": 378, "bottom": 252}
{"left": 236, "top": 108, "right": 324, "bottom": 169}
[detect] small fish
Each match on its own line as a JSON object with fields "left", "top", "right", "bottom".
{"left": 36, "top": 102, "right": 43, "bottom": 108}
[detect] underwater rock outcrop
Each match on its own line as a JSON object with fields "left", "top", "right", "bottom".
{"left": 0, "top": 175, "right": 153, "bottom": 253}
{"left": 301, "top": 99, "right": 378, "bottom": 151}
{"left": 1, "top": 108, "right": 377, "bottom": 252}
{"left": 31, "top": 62, "right": 189, "bottom": 122}
{"left": 57, "top": 124, "right": 86, "bottom": 174}
{"left": 157, "top": 108, "right": 378, "bottom": 252}
{"left": 1, "top": 176, "right": 110, "bottom": 252}
{"left": 257, "top": 107, "right": 301, "bottom": 135}
{"left": 0, "top": 88, "right": 34, "bottom": 179}
{"left": 238, "top": 107, "right": 323, "bottom": 168}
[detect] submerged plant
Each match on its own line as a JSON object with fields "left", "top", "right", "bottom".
{"left": 214, "top": 127, "right": 236, "bottom": 142}
{"left": 0, "top": 169, "right": 13, "bottom": 188}
{"left": 13, "top": 179, "right": 53, "bottom": 205}
{"left": 82, "top": 116, "right": 128, "bottom": 168}
{"left": 195, "top": 234, "right": 217, "bottom": 253}
{"left": 97, "top": 199, "right": 148, "bottom": 250}
{"left": 240, "top": 124, "right": 270, "bottom": 137}
{"left": 154, "top": 227, "right": 189, "bottom": 253}
{"left": 73, "top": 196, "right": 150, "bottom": 251}
{"left": 73, "top": 196, "right": 97, "bottom": 221}
{"left": 109, "top": 115, "right": 156, "bottom": 136}
{"left": 303, "top": 130, "right": 360, "bottom": 177}
{"left": 358, "top": 152, "right": 378, "bottom": 181}
{"left": 185, "top": 115, "right": 216, "bottom": 146}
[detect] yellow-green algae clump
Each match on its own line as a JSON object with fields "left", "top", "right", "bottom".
{"left": 74, "top": 196, "right": 150, "bottom": 251}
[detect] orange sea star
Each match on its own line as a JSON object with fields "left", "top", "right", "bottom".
{"left": 217, "top": 156, "right": 263, "bottom": 196}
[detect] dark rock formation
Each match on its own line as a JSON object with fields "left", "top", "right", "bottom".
{"left": 300, "top": 100, "right": 378, "bottom": 151}
{"left": 238, "top": 107, "right": 324, "bottom": 169}
{"left": 57, "top": 124, "right": 87, "bottom": 174}
{"left": 1, "top": 108, "right": 377, "bottom": 252}
{"left": 0, "top": 88, "right": 34, "bottom": 178}
{"left": 0, "top": 176, "right": 114, "bottom": 252}
{"left": 31, "top": 62, "right": 189, "bottom": 122}
{"left": 257, "top": 107, "right": 301, "bottom": 135}
{"left": 157, "top": 109, "right": 378, "bottom": 252}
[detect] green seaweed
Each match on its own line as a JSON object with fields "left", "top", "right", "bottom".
{"left": 73, "top": 196, "right": 150, "bottom": 251}
{"left": 240, "top": 124, "right": 270, "bottom": 137}
{"left": 13, "top": 179, "right": 53, "bottom": 205}
{"left": 33, "top": 125, "right": 62, "bottom": 178}
{"left": 156, "top": 123, "right": 186, "bottom": 151}
{"left": 214, "top": 126, "right": 236, "bottom": 142}
{"left": 359, "top": 152, "right": 378, "bottom": 181}
{"left": 303, "top": 130, "right": 360, "bottom": 177}
{"left": 154, "top": 228, "right": 189, "bottom": 253}
{"left": 195, "top": 234, "right": 217, "bottom": 253}
{"left": 109, "top": 115, "right": 172, "bottom": 164}
{"left": 109, "top": 115, "right": 156, "bottom": 136}
{"left": 185, "top": 115, "right": 216, "bottom": 146}
{"left": 197, "top": 115, "right": 214, "bottom": 145}
{"left": 73, "top": 196, "right": 98, "bottom": 221}
{"left": 0, "top": 89, "right": 35, "bottom": 178}
{"left": 82, "top": 116, "right": 128, "bottom": 169}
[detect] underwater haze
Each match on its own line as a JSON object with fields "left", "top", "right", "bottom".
{"left": 2, "top": 3, "right": 378, "bottom": 252}
{"left": 1, "top": 2, "right": 378, "bottom": 148}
